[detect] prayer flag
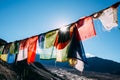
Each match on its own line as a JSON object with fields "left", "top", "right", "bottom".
{"left": 55, "top": 42, "right": 70, "bottom": 62}
{"left": 0, "top": 45, "right": 4, "bottom": 54}
{"left": 75, "top": 59, "right": 84, "bottom": 72}
{"left": 35, "top": 40, "right": 41, "bottom": 62}
{"left": 27, "top": 36, "right": 38, "bottom": 64}
{"left": 68, "top": 27, "right": 86, "bottom": 72}
{"left": 14, "top": 41, "right": 20, "bottom": 54}
{"left": 7, "top": 52, "right": 16, "bottom": 63}
{"left": 39, "top": 33, "right": 57, "bottom": 59}
{"left": 0, "top": 43, "right": 10, "bottom": 62}
{"left": 68, "top": 58, "right": 84, "bottom": 72}
{"left": 98, "top": 6, "right": 118, "bottom": 30}
{"left": 17, "top": 39, "right": 29, "bottom": 61}
{"left": 45, "top": 30, "right": 57, "bottom": 48}
{"left": 68, "top": 27, "right": 87, "bottom": 62}
{"left": 7, "top": 41, "right": 19, "bottom": 63}
{"left": 39, "top": 47, "right": 56, "bottom": 59}
{"left": 76, "top": 16, "right": 96, "bottom": 41}
{"left": 37, "top": 34, "right": 45, "bottom": 59}
{"left": 2, "top": 43, "right": 11, "bottom": 54}
{"left": 0, "top": 54, "right": 8, "bottom": 62}
{"left": 54, "top": 24, "right": 75, "bottom": 62}
{"left": 9, "top": 42, "right": 15, "bottom": 54}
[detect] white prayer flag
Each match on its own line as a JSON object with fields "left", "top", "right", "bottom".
{"left": 98, "top": 7, "right": 118, "bottom": 30}
{"left": 17, "top": 40, "right": 28, "bottom": 61}
{"left": 75, "top": 59, "right": 84, "bottom": 72}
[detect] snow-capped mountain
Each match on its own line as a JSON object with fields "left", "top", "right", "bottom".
{"left": 86, "top": 53, "right": 95, "bottom": 58}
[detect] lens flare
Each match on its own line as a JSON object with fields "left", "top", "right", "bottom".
{"left": 60, "top": 26, "right": 68, "bottom": 33}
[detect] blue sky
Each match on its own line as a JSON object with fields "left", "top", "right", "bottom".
{"left": 0, "top": 0, "right": 120, "bottom": 62}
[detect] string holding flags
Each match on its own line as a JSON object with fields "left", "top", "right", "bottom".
{"left": 0, "top": 2, "right": 120, "bottom": 72}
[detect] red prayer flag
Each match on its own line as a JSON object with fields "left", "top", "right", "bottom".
{"left": 17, "top": 39, "right": 29, "bottom": 61}
{"left": 76, "top": 16, "right": 96, "bottom": 41}
{"left": 27, "top": 36, "right": 38, "bottom": 64}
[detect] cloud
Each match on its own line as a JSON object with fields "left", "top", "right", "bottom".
{"left": 86, "top": 53, "right": 95, "bottom": 58}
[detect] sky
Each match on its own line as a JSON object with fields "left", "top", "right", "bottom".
{"left": 0, "top": 0, "right": 120, "bottom": 62}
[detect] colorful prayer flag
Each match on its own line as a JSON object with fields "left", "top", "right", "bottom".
{"left": 0, "top": 43, "right": 10, "bottom": 62}
{"left": 54, "top": 24, "right": 75, "bottom": 49}
{"left": 68, "top": 27, "right": 87, "bottom": 62}
{"left": 68, "top": 27, "right": 86, "bottom": 72}
{"left": 55, "top": 42, "right": 70, "bottom": 62}
{"left": 39, "top": 33, "right": 57, "bottom": 59}
{"left": 54, "top": 24, "right": 76, "bottom": 62}
{"left": 37, "top": 34, "right": 45, "bottom": 59}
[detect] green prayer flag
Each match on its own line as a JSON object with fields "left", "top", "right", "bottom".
{"left": 9, "top": 42, "right": 15, "bottom": 54}
{"left": 14, "top": 41, "right": 20, "bottom": 54}
{"left": 9, "top": 41, "right": 19, "bottom": 54}
{"left": 45, "top": 30, "right": 57, "bottom": 48}
{"left": 56, "top": 42, "right": 70, "bottom": 62}
{"left": 40, "top": 47, "right": 56, "bottom": 59}
{"left": 0, "top": 45, "right": 4, "bottom": 54}
{"left": 2, "top": 43, "right": 10, "bottom": 54}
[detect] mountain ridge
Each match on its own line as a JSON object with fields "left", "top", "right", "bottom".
{"left": 40, "top": 56, "right": 120, "bottom": 75}
{"left": 85, "top": 57, "right": 120, "bottom": 75}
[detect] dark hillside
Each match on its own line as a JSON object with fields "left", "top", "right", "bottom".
{"left": 85, "top": 57, "right": 120, "bottom": 75}
{"left": 0, "top": 60, "right": 64, "bottom": 80}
